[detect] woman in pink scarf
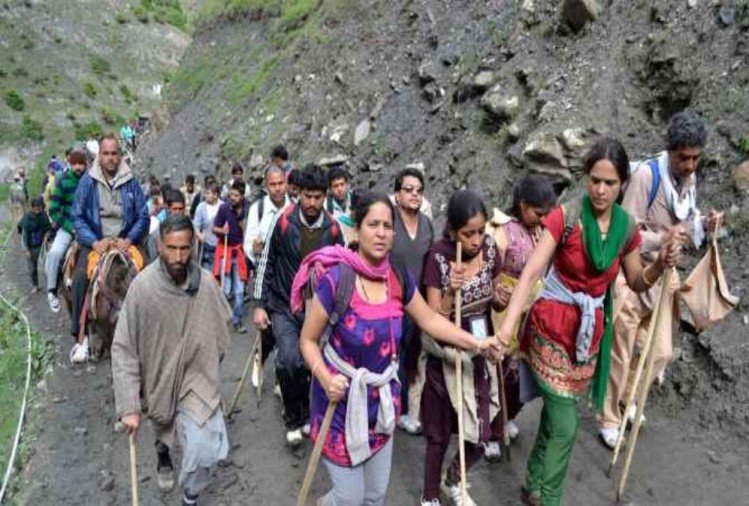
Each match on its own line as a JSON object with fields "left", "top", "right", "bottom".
{"left": 298, "top": 192, "right": 502, "bottom": 506}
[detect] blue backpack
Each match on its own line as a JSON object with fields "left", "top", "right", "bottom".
{"left": 629, "top": 159, "right": 661, "bottom": 210}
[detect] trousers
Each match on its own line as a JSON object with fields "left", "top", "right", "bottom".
{"left": 271, "top": 310, "right": 309, "bottom": 429}
{"left": 45, "top": 229, "right": 72, "bottom": 293}
{"left": 525, "top": 390, "right": 579, "bottom": 506}
{"left": 320, "top": 438, "right": 393, "bottom": 506}
{"left": 27, "top": 245, "right": 41, "bottom": 287}
{"left": 222, "top": 256, "right": 244, "bottom": 326}
{"left": 71, "top": 245, "right": 92, "bottom": 338}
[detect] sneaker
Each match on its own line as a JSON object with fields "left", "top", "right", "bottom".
{"left": 274, "top": 384, "right": 282, "bottom": 399}
{"left": 521, "top": 486, "right": 542, "bottom": 506}
{"left": 440, "top": 477, "right": 477, "bottom": 506}
{"left": 397, "top": 414, "right": 422, "bottom": 435}
{"left": 506, "top": 419, "right": 520, "bottom": 440}
{"left": 483, "top": 441, "right": 502, "bottom": 463}
{"left": 421, "top": 498, "right": 442, "bottom": 506}
{"left": 70, "top": 337, "right": 89, "bottom": 364}
{"left": 301, "top": 423, "right": 311, "bottom": 437}
{"left": 626, "top": 403, "right": 646, "bottom": 426}
{"left": 156, "top": 442, "right": 175, "bottom": 492}
{"left": 182, "top": 491, "right": 198, "bottom": 506}
{"left": 47, "top": 292, "right": 61, "bottom": 313}
{"left": 286, "top": 428, "right": 303, "bottom": 447}
{"left": 233, "top": 323, "right": 248, "bottom": 334}
{"left": 251, "top": 352, "right": 262, "bottom": 388}
{"left": 31, "top": 286, "right": 40, "bottom": 294}
{"left": 599, "top": 426, "right": 620, "bottom": 450}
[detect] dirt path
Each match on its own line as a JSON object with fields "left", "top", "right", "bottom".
{"left": 4, "top": 243, "right": 747, "bottom": 505}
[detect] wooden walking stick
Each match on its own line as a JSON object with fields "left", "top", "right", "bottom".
{"left": 256, "top": 328, "right": 264, "bottom": 405}
{"left": 454, "top": 242, "right": 468, "bottom": 505}
{"left": 497, "top": 358, "right": 512, "bottom": 461}
{"left": 615, "top": 268, "right": 674, "bottom": 502}
{"left": 220, "top": 234, "right": 229, "bottom": 289}
{"left": 129, "top": 432, "right": 139, "bottom": 506}
{"left": 297, "top": 401, "right": 337, "bottom": 506}
{"left": 607, "top": 271, "right": 669, "bottom": 476}
{"left": 226, "top": 331, "right": 261, "bottom": 418}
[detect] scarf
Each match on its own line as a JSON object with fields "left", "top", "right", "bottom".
{"left": 579, "top": 195, "right": 629, "bottom": 411}
{"left": 655, "top": 152, "right": 704, "bottom": 246}
{"left": 289, "top": 245, "right": 391, "bottom": 313}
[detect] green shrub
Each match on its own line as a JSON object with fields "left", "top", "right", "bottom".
{"left": 4, "top": 90, "right": 24, "bottom": 111}
{"left": 119, "top": 84, "right": 134, "bottom": 102}
{"left": 90, "top": 56, "right": 112, "bottom": 75}
{"left": 738, "top": 137, "right": 749, "bottom": 156}
{"left": 21, "top": 115, "right": 43, "bottom": 141}
{"left": 115, "top": 12, "right": 129, "bottom": 24}
{"left": 73, "top": 121, "right": 104, "bottom": 140}
{"left": 83, "top": 82, "right": 98, "bottom": 98}
{"left": 99, "top": 107, "right": 116, "bottom": 125}
{"left": 133, "top": 6, "right": 150, "bottom": 23}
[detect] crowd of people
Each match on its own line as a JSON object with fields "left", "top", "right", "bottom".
{"left": 10, "top": 110, "right": 725, "bottom": 506}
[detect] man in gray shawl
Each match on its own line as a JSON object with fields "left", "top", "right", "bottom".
{"left": 112, "top": 214, "right": 232, "bottom": 506}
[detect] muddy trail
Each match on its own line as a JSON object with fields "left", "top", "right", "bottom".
{"left": 3, "top": 239, "right": 748, "bottom": 506}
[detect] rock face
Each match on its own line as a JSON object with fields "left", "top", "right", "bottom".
{"left": 560, "top": 0, "right": 602, "bottom": 32}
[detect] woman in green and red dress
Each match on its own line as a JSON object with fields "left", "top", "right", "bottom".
{"left": 496, "top": 137, "right": 682, "bottom": 506}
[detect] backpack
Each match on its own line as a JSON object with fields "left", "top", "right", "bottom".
{"left": 560, "top": 200, "right": 637, "bottom": 251}
{"left": 628, "top": 159, "right": 661, "bottom": 210}
{"left": 278, "top": 205, "right": 341, "bottom": 244}
{"left": 319, "top": 262, "right": 409, "bottom": 345}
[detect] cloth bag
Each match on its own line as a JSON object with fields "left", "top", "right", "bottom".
{"left": 680, "top": 235, "right": 739, "bottom": 331}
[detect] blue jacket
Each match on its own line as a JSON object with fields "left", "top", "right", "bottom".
{"left": 72, "top": 161, "right": 149, "bottom": 248}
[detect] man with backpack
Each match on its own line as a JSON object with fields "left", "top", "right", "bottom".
{"left": 599, "top": 111, "right": 721, "bottom": 448}
{"left": 324, "top": 166, "right": 356, "bottom": 244}
{"left": 252, "top": 164, "right": 344, "bottom": 447}
{"left": 243, "top": 164, "right": 290, "bottom": 386}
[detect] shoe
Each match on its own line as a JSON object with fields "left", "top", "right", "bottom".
{"left": 626, "top": 403, "right": 646, "bottom": 426}
{"left": 421, "top": 498, "right": 442, "bottom": 506}
{"left": 440, "top": 476, "right": 477, "bottom": 506}
{"left": 521, "top": 486, "right": 542, "bottom": 506}
{"left": 274, "top": 384, "right": 282, "bottom": 399}
{"left": 31, "top": 286, "right": 40, "bottom": 294}
{"left": 182, "top": 491, "right": 198, "bottom": 505}
{"left": 483, "top": 441, "right": 502, "bottom": 463}
{"left": 506, "top": 419, "right": 520, "bottom": 440}
{"left": 286, "top": 428, "right": 303, "bottom": 447}
{"left": 47, "top": 292, "right": 61, "bottom": 313}
{"left": 156, "top": 442, "right": 175, "bottom": 492}
{"left": 233, "top": 323, "right": 248, "bottom": 334}
{"left": 599, "top": 426, "right": 620, "bottom": 450}
{"left": 654, "top": 369, "right": 666, "bottom": 386}
{"left": 70, "top": 337, "right": 89, "bottom": 364}
{"left": 251, "top": 352, "right": 262, "bottom": 388}
{"left": 301, "top": 423, "right": 311, "bottom": 437}
{"left": 397, "top": 414, "right": 422, "bottom": 435}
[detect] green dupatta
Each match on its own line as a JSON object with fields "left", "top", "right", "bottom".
{"left": 579, "top": 195, "right": 630, "bottom": 411}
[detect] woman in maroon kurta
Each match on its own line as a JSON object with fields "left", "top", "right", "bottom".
{"left": 496, "top": 138, "right": 682, "bottom": 505}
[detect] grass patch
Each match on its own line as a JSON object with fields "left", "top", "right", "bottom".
{"left": 73, "top": 121, "right": 104, "bottom": 141}
{"left": 4, "top": 90, "right": 25, "bottom": 111}
{"left": 83, "top": 82, "right": 98, "bottom": 98}
{"left": 229, "top": 55, "right": 278, "bottom": 104}
{"left": 139, "top": 0, "right": 188, "bottom": 30}
{"left": 89, "top": 56, "right": 112, "bottom": 76}
{"left": 21, "top": 116, "right": 43, "bottom": 142}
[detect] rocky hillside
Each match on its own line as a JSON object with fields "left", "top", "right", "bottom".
{"left": 0, "top": 0, "right": 190, "bottom": 179}
{"left": 139, "top": 0, "right": 749, "bottom": 434}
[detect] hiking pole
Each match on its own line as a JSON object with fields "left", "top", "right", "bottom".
{"left": 497, "top": 358, "right": 512, "bottom": 461}
{"left": 454, "top": 242, "right": 468, "bottom": 506}
{"left": 256, "top": 327, "right": 264, "bottom": 405}
{"left": 129, "top": 432, "right": 139, "bottom": 506}
{"left": 227, "top": 331, "right": 261, "bottom": 418}
{"left": 297, "top": 401, "right": 337, "bottom": 506}
{"left": 615, "top": 268, "right": 674, "bottom": 502}
{"left": 607, "top": 271, "right": 669, "bottom": 476}
{"left": 220, "top": 234, "right": 228, "bottom": 289}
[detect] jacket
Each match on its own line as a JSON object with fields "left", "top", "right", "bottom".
{"left": 72, "top": 158, "right": 149, "bottom": 248}
{"left": 48, "top": 169, "right": 82, "bottom": 234}
{"left": 18, "top": 211, "right": 50, "bottom": 248}
{"left": 253, "top": 205, "right": 344, "bottom": 313}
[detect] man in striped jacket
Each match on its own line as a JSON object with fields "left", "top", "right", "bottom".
{"left": 45, "top": 150, "right": 87, "bottom": 313}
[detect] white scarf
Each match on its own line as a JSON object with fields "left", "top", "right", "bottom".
{"left": 656, "top": 151, "right": 704, "bottom": 247}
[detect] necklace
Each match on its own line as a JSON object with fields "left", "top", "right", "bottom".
{"left": 358, "top": 276, "right": 371, "bottom": 301}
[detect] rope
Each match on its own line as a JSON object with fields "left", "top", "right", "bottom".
{"left": 0, "top": 225, "right": 34, "bottom": 503}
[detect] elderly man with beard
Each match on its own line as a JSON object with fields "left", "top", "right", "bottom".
{"left": 70, "top": 134, "right": 149, "bottom": 363}
{"left": 112, "top": 214, "right": 232, "bottom": 506}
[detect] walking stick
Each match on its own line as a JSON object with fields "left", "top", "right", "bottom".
{"left": 129, "top": 432, "right": 139, "bottom": 506}
{"left": 607, "top": 271, "right": 669, "bottom": 476}
{"left": 256, "top": 327, "right": 264, "bottom": 405}
{"left": 297, "top": 401, "right": 337, "bottom": 506}
{"left": 454, "top": 242, "right": 468, "bottom": 506}
{"left": 220, "top": 234, "right": 229, "bottom": 289}
{"left": 615, "top": 268, "right": 674, "bottom": 502}
{"left": 497, "top": 358, "right": 512, "bottom": 461}
{"left": 227, "top": 331, "right": 261, "bottom": 418}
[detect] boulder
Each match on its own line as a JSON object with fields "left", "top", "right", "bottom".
{"left": 560, "top": 0, "right": 602, "bottom": 32}
{"left": 522, "top": 132, "right": 571, "bottom": 180}
{"left": 474, "top": 71, "right": 497, "bottom": 91}
{"left": 318, "top": 154, "right": 349, "bottom": 167}
{"left": 480, "top": 85, "right": 520, "bottom": 121}
{"left": 417, "top": 62, "right": 438, "bottom": 85}
{"left": 733, "top": 160, "right": 749, "bottom": 191}
{"left": 354, "top": 119, "right": 371, "bottom": 146}
{"left": 453, "top": 71, "right": 496, "bottom": 103}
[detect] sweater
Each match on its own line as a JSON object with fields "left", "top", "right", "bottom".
{"left": 48, "top": 169, "right": 82, "bottom": 234}
{"left": 18, "top": 211, "right": 50, "bottom": 248}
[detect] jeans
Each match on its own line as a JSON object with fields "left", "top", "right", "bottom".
{"left": 45, "top": 229, "right": 72, "bottom": 293}
{"left": 320, "top": 438, "right": 393, "bottom": 506}
{"left": 271, "top": 310, "right": 309, "bottom": 429}
{"left": 222, "top": 256, "right": 244, "bottom": 326}
{"left": 27, "top": 245, "right": 41, "bottom": 287}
